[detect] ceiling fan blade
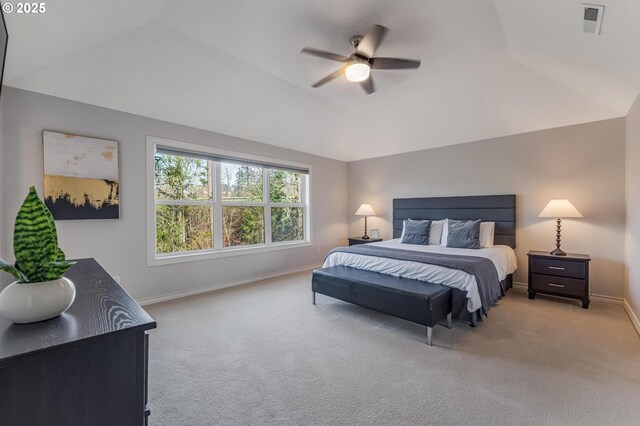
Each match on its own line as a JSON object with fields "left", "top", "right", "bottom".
{"left": 301, "top": 48, "right": 349, "bottom": 62}
{"left": 356, "top": 25, "right": 388, "bottom": 58}
{"left": 370, "top": 57, "right": 421, "bottom": 69}
{"left": 311, "top": 67, "right": 345, "bottom": 88}
{"left": 360, "top": 76, "right": 375, "bottom": 95}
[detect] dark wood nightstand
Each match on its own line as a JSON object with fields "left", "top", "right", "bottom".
{"left": 527, "top": 250, "right": 591, "bottom": 308}
{"left": 348, "top": 237, "right": 383, "bottom": 246}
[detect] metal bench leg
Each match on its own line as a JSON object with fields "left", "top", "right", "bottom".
{"left": 446, "top": 312, "right": 452, "bottom": 329}
{"left": 312, "top": 291, "right": 316, "bottom": 305}
{"left": 426, "top": 326, "right": 433, "bottom": 346}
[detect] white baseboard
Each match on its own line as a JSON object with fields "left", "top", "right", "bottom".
{"left": 515, "top": 281, "right": 640, "bottom": 335}
{"left": 623, "top": 300, "right": 640, "bottom": 336}
{"left": 138, "top": 263, "right": 322, "bottom": 306}
{"left": 513, "top": 281, "right": 527, "bottom": 291}
{"left": 591, "top": 294, "right": 624, "bottom": 305}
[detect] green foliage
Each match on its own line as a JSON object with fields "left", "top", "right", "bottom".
{"left": 0, "top": 186, "right": 74, "bottom": 283}
{"left": 154, "top": 156, "right": 305, "bottom": 254}
{"left": 220, "top": 164, "right": 265, "bottom": 246}
{"left": 0, "top": 259, "right": 27, "bottom": 283}
{"left": 155, "top": 154, "right": 211, "bottom": 201}
{"left": 155, "top": 155, "right": 213, "bottom": 254}
{"left": 223, "top": 206, "right": 264, "bottom": 247}
{"left": 269, "top": 171, "right": 303, "bottom": 243}
{"left": 221, "top": 164, "right": 263, "bottom": 202}
{"left": 269, "top": 170, "right": 301, "bottom": 203}
{"left": 156, "top": 205, "right": 213, "bottom": 254}
{"left": 271, "top": 207, "right": 304, "bottom": 242}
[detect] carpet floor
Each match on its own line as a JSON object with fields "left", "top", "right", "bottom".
{"left": 145, "top": 272, "right": 640, "bottom": 425}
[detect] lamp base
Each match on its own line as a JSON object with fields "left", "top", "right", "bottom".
{"left": 361, "top": 235, "right": 370, "bottom": 240}
{"left": 361, "top": 216, "right": 370, "bottom": 240}
{"left": 550, "top": 218, "right": 566, "bottom": 256}
{"left": 550, "top": 248, "right": 567, "bottom": 256}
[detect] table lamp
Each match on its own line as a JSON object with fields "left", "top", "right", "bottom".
{"left": 538, "top": 199, "right": 583, "bottom": 256}
{"left": 355, "top": 204, "right": 376, "bottom": 239}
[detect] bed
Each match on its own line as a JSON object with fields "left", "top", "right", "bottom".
{"left": 320, "top": 194, "right": 517, "bottom": 324}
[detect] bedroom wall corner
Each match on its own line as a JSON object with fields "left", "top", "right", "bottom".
{"left": 347, "top": 118, "right": 626, "bottom": 299}
{"left": 625, "top": 93, "right": 640, "bottom": 334}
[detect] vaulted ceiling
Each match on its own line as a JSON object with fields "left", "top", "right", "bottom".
{"left": 4, "top": 0, "right": 640, "bottom": 161}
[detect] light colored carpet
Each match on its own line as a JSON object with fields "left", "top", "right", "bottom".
{"left": 145, "top": 272, "right": 640, "bottom": 426}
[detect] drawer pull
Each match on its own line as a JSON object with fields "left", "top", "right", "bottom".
{"left": 548, "top": 283, "right": 565, "bottom": 288}
{"left": 548, "top": 266, "right": 565, "bottom": 270}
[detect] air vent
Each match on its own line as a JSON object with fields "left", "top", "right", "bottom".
{"left": 583, "top": 4, "right": 605, "bottom": 35}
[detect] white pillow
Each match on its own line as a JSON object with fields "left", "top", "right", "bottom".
{"left": 479, "top": 221, "right": 495, "bottom": 248}
{"left": 440, "top": 219, "right": 449, "bottom": 246}
{"left": 429, "top": 220, "right": 445, "bottom": 245}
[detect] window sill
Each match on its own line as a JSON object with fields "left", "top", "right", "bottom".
{"left": 148, "top": 240, "right": 312, "bottom": 266}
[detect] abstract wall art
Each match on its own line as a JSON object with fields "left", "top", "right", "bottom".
{"left": 43, "top": 131, "right": 120, "bottom": 220}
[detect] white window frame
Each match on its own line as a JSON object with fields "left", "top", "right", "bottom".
{"left": 147, "top": 136, "right": 312, "bottom": 266}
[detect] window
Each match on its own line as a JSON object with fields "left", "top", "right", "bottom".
{"left": 147, "top": 137, "right": 310, "bottom": 264}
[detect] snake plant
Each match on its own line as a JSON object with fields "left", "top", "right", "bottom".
{"left": 0, "top": 186, "right": 74, "bottom": 283}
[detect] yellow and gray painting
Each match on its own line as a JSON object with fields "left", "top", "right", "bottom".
{"left": 43, "top": 131, "right": 119, "bottom": 220}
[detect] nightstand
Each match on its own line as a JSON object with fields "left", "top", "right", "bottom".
{"left": 348, "top": 237, "right": 382, "bottom": 246}
{"left": 527, "top": 250, "right": 591, "bottom": 309}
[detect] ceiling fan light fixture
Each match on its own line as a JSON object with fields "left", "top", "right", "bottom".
{"left": 302, "top": 25, "right": 419, "bottom": 93}
{"left": 345, "top": 62, "right": 371, "bottom": 82}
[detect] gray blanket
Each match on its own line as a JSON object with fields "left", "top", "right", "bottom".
{"left": 327, "top": 245, "right": 503, "bottom": 316}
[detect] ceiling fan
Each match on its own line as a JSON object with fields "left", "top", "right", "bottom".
{"left": 301, "top": 24, "right": 421, "bottom": 94}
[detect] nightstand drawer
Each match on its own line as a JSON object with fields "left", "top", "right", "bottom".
{"left": 530, "top": 258, "right": 585, "bottom": 279}
{"left": 531, "top": 274, "right": 586, "bottom": 297}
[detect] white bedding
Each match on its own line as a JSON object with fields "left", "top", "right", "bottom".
{"left": 323, "top": 239, "right": 518, "bottom": 312}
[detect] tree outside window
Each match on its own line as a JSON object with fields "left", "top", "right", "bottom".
{"left": 154, "top": 152, "right": 307, "bottom": 256}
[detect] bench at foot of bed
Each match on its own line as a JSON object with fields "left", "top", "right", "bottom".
{"left": 311, "top": 266, "right": 452, "bottom": 346}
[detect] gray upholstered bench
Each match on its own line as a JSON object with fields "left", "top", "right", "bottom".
{"left": 312, "top": 266, "right": 452, "bottom": 346}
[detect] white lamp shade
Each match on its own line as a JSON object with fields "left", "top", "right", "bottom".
{"left": 345, "top": 62, "right": 371, "bottom": 82}
{"left": 355, "top": 204, "right": 376, "bottom": 216}
{"left": 538, "top": 199, "right": 583, "bottom": 218}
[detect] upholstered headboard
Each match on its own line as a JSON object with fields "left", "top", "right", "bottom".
{"left": 393, "top": 194, "right": 516, "bottom": 248}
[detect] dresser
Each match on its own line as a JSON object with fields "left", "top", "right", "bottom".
{"left": 0, "top": 258, "right": 156, "bottom": 426}
{"left": 527, "top": 250, "right": 591, "bottom": 309}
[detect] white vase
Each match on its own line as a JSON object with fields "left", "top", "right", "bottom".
{"left": 0, "top": 277, "right": 76, "bottom": 324}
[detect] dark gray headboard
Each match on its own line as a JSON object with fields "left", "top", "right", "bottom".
{"left": 393, "top": 194, "right": 516, "bottom": 248}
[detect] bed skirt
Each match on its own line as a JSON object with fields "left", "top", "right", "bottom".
{"left": 453, "top": 274, "right": 512, "bottom": 324}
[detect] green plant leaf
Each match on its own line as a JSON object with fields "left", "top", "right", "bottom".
{"left": 33, "top": 261, "right": 75, "bottom": 282}
{"left": 13, "top": 186, "right": 59, "bottom": 279}
{"left": 42, "top": 197, "right": 65, "bottom": 262}
{"left": 0, "top": 258, "right": 28, "bottom": 282}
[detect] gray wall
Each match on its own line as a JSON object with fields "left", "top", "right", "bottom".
{"left": 626, "top": 94, "right": 640, "bottom": 319}
{"left": 348, "top": 118, "right": 626, "bottom": 298}
{"left": 0, "top": 87, "right": 348, "bottom": 302}
{"left": 0, "top": 86, "right": 630, "bottom": 302}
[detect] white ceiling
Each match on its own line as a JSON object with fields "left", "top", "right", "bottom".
{"left": 4, "top": 0, "right": 640, "bottom": 161}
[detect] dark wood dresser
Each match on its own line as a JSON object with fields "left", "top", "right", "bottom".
{"left": 527, "top": 250, "right": 591, "bottom": 308}
{"left": 0, "top": 258, "right": 156, "bottom": 426}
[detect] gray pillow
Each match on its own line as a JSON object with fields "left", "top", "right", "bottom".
{"left": 446, "top": 219, "right": 481, "bottom": 249}
{"left": 401, "top": 219, "right": 432, "bottom": 245}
